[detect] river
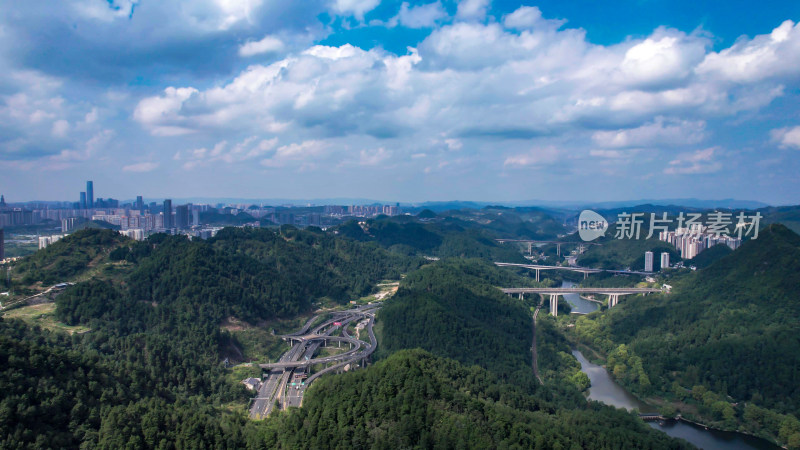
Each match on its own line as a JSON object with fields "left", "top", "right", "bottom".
{"left": 572, "top": 350, "right": 780, "bottom": 449}
{"left": 561, "top": 280, "right": 599, "bottom": 314}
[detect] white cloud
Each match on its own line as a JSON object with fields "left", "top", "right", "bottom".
{"left": 590, "top": 149, "right": 627, "bottom": 159}
{"left": 664, "top": 147, "right": 722, "bottom": 174}
{"left": 503, "top": 6, "right": 564, "bottom": 31}
{"left": 239, "top": 35, "right": 285, "bottom": 57}
{"left": 51, "top": 119, "right": 70, "bottom": 138}
{"left": 618, "top": 30, "right": 708, "bottom": 87}
{"left": 389, "top": 2, "right": 446, "bottom": 28}
{"left": 332, "top": 0, "right": 380, "bottom": 20}
{"left": 0, "top": 68, "right": 110, "bottom": 165}
{"left": 122, "top": 161, "right": 159, "bottom": 172}
{"left": 214, "top": 0, "right": 265, "bottom": 30}
{"left": 181, "top": 136, "right": 278, "bottom": 169}
{"left": 44, "top": 129, "right": 114, "bottom": 170}
{"left": 456, "top": 0, "right": 490, "bottom": 21}
{"left": 359, "top": 147, "right": 391, "bottom": 165}
{"left": 697, "top": 20, "right": 800, "bottom": 83}
{"left": 84, "top": 107, "right": 98, "bottom": 124}
{"left": 73, "top": 0, "right": 139, "bottom": 22}
{"left": 504, "top": 146, "right": 561, "bottom": 167}
{"left": 132, "top": 17, "right": 800, "bottom": 174}
{"left": 133, "top": 86, "right": 198, "bottom": 136}
{"left": 444, "top": 139, "right": 462, "bottom": 151}
{"left": 771, "top": 126, "right": 800, "bottom": 149}
{"left": 592, "top": 117, "right": 705, "bottom": 148}
{"left": 262, "top": 140, "right": 327, "bottom": 167}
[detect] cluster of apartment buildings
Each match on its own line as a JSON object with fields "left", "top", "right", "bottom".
{"left": 325, "top": 204, "right": 400, "bottom": 217}
{"left": 658, "top": 225, "right": 742, "bottom": 260}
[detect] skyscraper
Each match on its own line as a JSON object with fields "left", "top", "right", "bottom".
{"left": 660, "top": 252, "right": 670, "bottom": 271}
{"left": 0, "top": 228, "right": 4, "bottom": 261}
{"left": 163, "top": 199, "right": 173, "bottom": 229}
{"left": 86, "top": 181, "right": 94, "bottom": 209}
{"left": 644, "top": 251, "right": 654, "bottom": 272}
{"left": 175, "top": 205, "right": 189, "bottom": 229}
{"left": 136, "top": 196, "right": 144, "bottom": 211}
{"left": 80, "top": 192, "right": 87, "bottom": 210}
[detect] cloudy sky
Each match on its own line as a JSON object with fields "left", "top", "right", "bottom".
{"left": 1, "top": 0, "right": 800, "bottom": 204}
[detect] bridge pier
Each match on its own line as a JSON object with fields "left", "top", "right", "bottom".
{"left": 519, "top": 293, "right": 524, "bottom": 301}
{"left": 535, "top": 269, "right": 540, "bottom": 282}
{"left": 550, "top": 294, "right": 559, "bottom": 317}
{"left": 556, "top": 243, "right": 561, "bottom": 257}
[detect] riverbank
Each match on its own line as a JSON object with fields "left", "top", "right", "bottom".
{"left": 570, "top": 340, "right": 785, "bottom": 449}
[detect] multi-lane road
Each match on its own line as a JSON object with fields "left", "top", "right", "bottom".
{"left": 249, "top": 304, "right": 380, "bottom": 419}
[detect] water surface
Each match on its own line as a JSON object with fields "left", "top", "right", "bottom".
{"left": 561, "top": 280, "right": 599, "bottom": 314}
{"left": 572, "top": 350, "right": 779, "bottom": 450}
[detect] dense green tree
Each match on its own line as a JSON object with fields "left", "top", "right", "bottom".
{"left": 572, "top": 224, "right": 800, "bottom": 445}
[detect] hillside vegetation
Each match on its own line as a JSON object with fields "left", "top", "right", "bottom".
{"left": 334, "top": 206, "right": 567, "bottom": 262}
{"left": 13, "top": 229, "right": 128, "bottom": 285}
{"left": 253, "top": 349, "right": 688, "bottom": 449}
{"left": 251, "top": 260, "right": 690, "bottom": 449}
{"left": 572, "top": 224, "right": 800, "bottom": 446}
{"left": 1, "top": 226, "right": 420, "bottom": 448}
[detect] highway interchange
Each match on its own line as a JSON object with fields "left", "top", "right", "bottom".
{"left": 249, "top": 303, "right": 380, "bottom": 419}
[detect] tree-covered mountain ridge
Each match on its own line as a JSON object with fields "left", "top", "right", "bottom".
{"left": 572, "top": 223, "right": 800, "bottom": 446}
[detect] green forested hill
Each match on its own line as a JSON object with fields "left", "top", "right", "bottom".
{"left": 573, "top": 224, "right": 800, "bottom": 444}
{"left": 333, "top": 208, "right": 558, "bottom": 262}
{"left": 1, "top": 226, "right": 421, "bottom": 448}
{"left": 1, "top": 233, "right": 695, "bottom": 449}
{"left": 33, "top": 226, "right": 418, "bottom": 326}
{"left": 247, "top": 259, "right": 689, "bottom": 449}
{"left": 437, "top": 206, "right": 567, "bottom": 239}
{"left": 253, "top": 349, "right": 688, "bottom": 450}
{"left": 761, "top": 205, "right": 800, "bottom": 235}
{"left": 14, "top": 228, "right": 128, "bottom": 285}
{"left": 686, "top": 242, "right": 732, "bottom": 269}
{"left": 378, "top": 260, "right": 539, "bottom": 380}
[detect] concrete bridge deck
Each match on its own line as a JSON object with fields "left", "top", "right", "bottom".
{"left": 500, "top": 287, "right": 663, "bottom": 295}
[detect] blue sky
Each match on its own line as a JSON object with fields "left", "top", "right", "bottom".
{"left": 1, "top": 0, "right": 800, "bottom": 204}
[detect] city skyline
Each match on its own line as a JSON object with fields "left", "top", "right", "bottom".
{"left": 1, "top": 1, "right": 800, "bottom": 204}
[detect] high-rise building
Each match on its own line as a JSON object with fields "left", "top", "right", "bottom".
{"left": 175, "top": 205, "right": 189, "bottom": 229}
{"left": 192, "top": 209, "right": 200, "bottom": 226}
{"left": 135, "top": 196, "right": 144, "bottom": 211}
{"left": 86, "top": 181, "right": 94, "bottom": 209}
{"left": 644, "top": 251, "right": 654, "bottom": 272}
{"left": 61, "top": 217, "right": 84, "bottom": 233}
{"left": 0, "top": 228, "right": 4, "bottom": 261}
{"left": 660, "top": 252, "right": 670, "bottom": 271}
{"left": 163, "top": 199, "right": 173, "bottom": 229}
{"left": 80, "top": 192, "right": 87, "bottom": 209}
{"left": 38, "top": 234, "right": 66, "bottom": 249}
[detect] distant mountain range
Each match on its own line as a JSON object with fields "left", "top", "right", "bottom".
{"left": 505, "top": 198, "right": 771, "bottom": 210}
{"left": 407, "top": 198, "right": 771, "bottom": 212}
